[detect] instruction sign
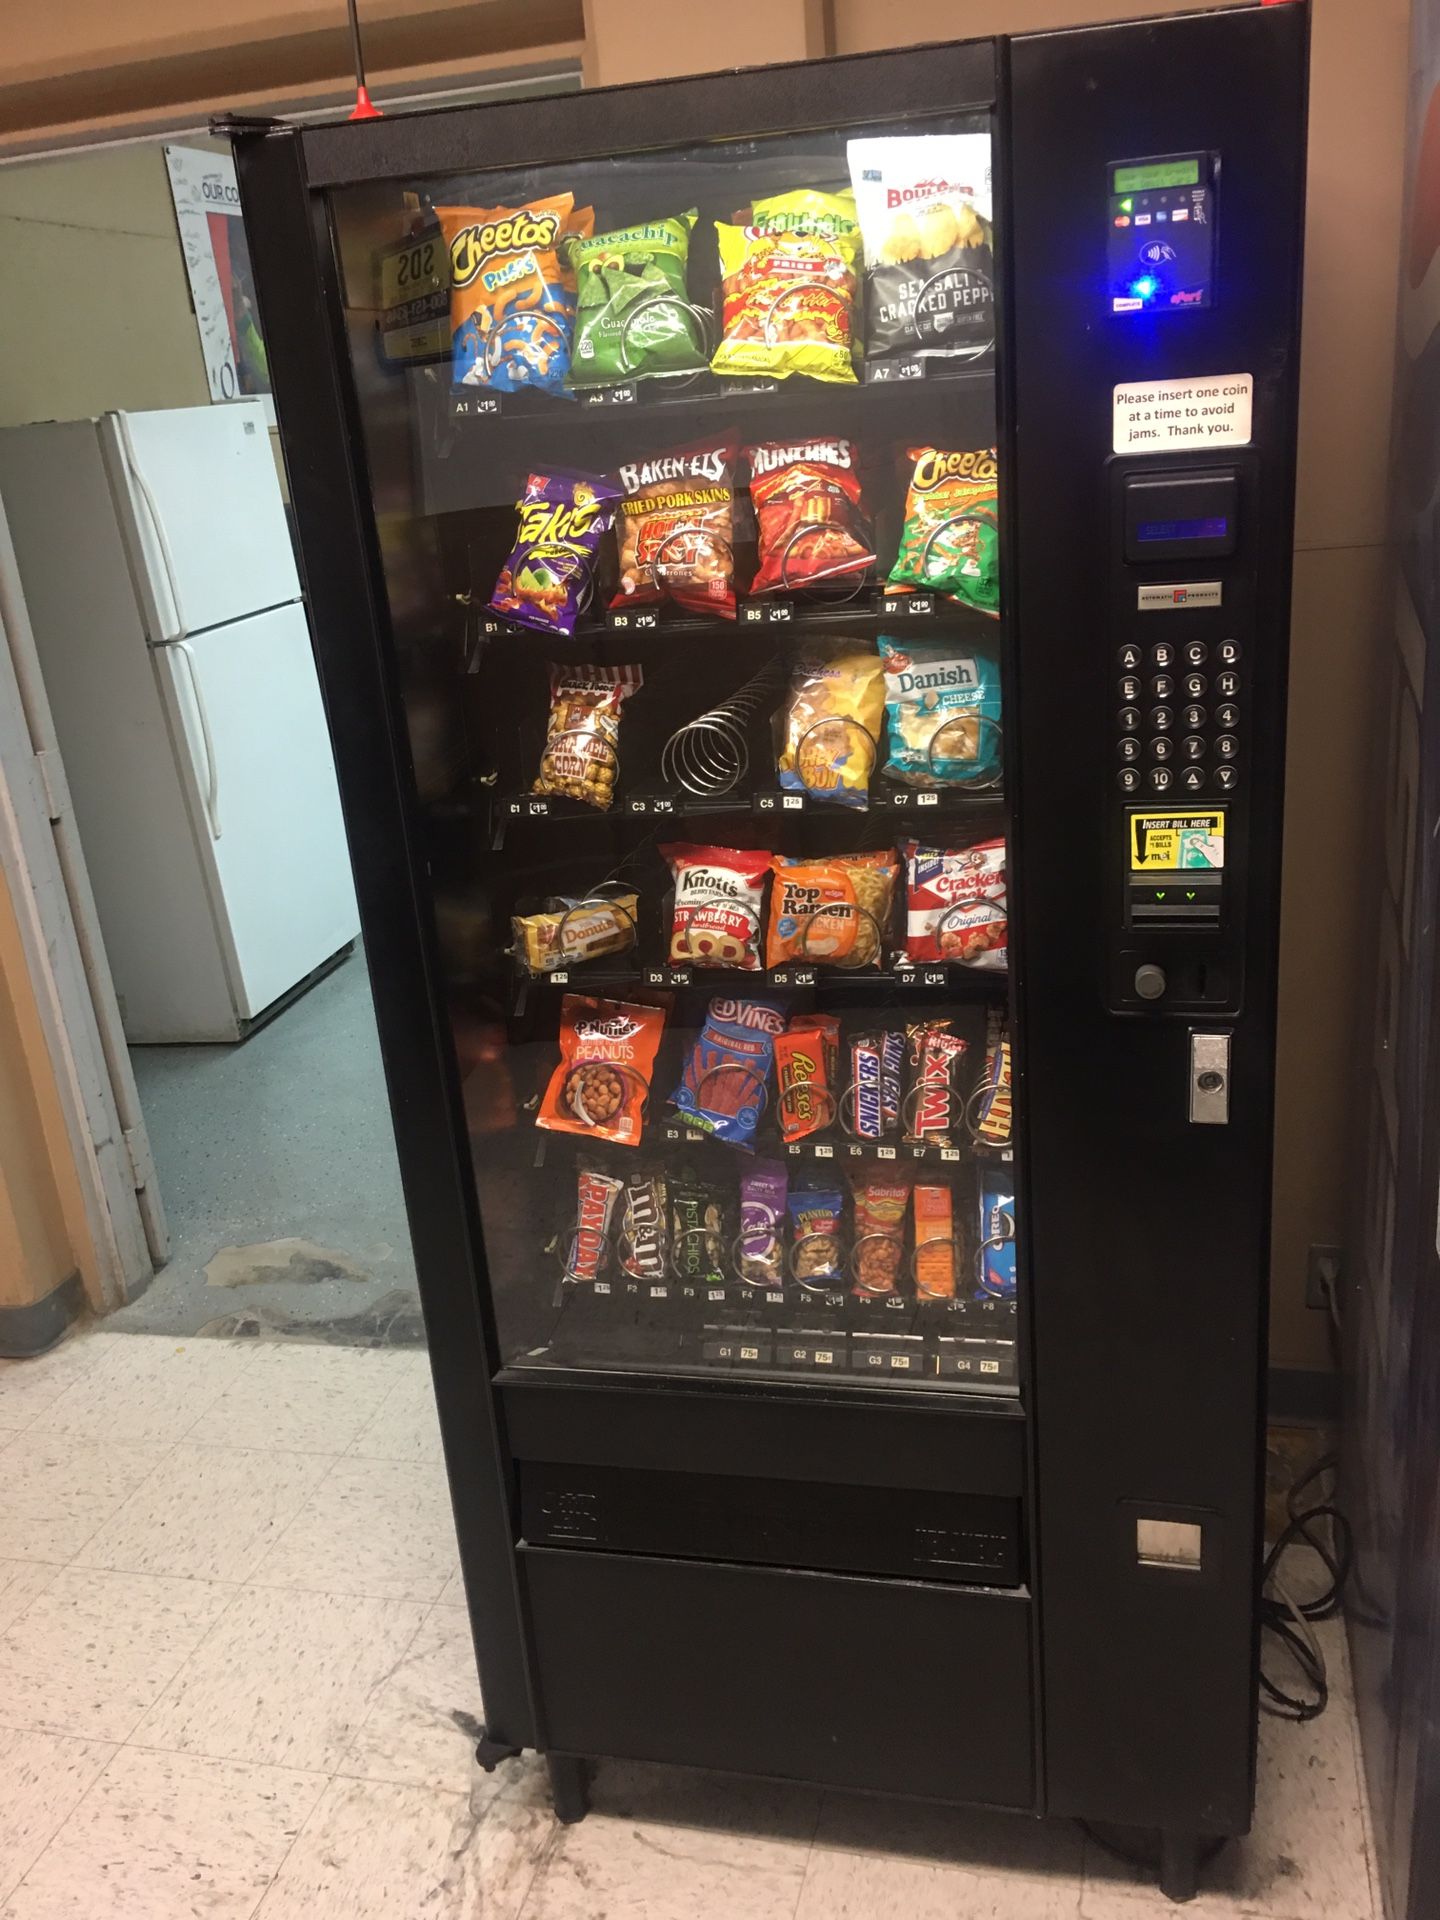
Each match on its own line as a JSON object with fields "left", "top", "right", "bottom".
{"left": 1113, "top": 373, "right": 1253, "bottom": 453}
{"left": 1129, "top": 811, "right": 1226, "bottom": 872}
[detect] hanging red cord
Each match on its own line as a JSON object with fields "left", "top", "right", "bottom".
{"left": 346, "top": 0, "right": 383, "bottom": 118}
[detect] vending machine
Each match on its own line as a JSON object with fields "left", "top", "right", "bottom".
{"left": 231, "top": 4, "right": 1307, "bottom": 1897}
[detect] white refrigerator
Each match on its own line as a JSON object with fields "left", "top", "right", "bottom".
{"left": 0, "top": 402, "right": 360, "bottom": 1042}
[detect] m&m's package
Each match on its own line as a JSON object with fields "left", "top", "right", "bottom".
{"left": 489, "top": 470, "right": 619, "bottom": 637}
{"left": 888, "top": 447, "right": 1000, "bottom": 617}
{"left": 436, "top": 195, "right": 592, "bottom": 393}
{"left": 567, "top": 212, "right": 708, "bottom": 388}
{"left": 712, "top": 189, "right": 861, "bottom": 385}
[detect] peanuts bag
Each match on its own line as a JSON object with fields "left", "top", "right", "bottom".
{"left": 537, "top": 995, "right": 667, "bottom": 1147}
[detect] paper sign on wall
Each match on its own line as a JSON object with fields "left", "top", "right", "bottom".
{"left": 1112, "top": 373, "right": 1253, "bottom": 453}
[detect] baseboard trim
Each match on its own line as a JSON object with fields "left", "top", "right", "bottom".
{"left": 0, "top": 1270, "right": 86, "bottom": 1359}
{"left": 1267, "top": 1364, "right": 1340, "bottom": 1423}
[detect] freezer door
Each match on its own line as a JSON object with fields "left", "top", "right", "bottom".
{"left": 105, "top": 402, "right": 300, "bottom": 640}
{"left": 155, "top": 601, "right": 359, "bottom": 1020}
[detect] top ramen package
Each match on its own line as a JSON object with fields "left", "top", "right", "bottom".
{"left": 847, "top": 134, "right": 995, "bottom": 365}
{"left": 879, "top": 635, "right": 1002, "bottom": 788}
{"left": 902, "top": 837, "right": 1008, "bottom": 968}
{"left": 533, "top": 663, "right": 642, "bottom": 811}
{"left": 888, "top": 446, "right": 1000, "bottom": 617}
{"left": 777, "top": 650, "right": 886, "bottom": 808}
{"left": 766, "top": 852, "right": 898, "bottom": 971}
{"left": 537, "top": 994, "right": 667, "bottom": 1147}
{"left": 436, "top": 196, "right": 592, "bottom": 393}
{"left": 663, "top": 844, "right": 769, "bottom": 971}
{"left": 489, "top": 470, "right": 618, "bottom": 637}
{"left": 612, "top": 440, "right": 737, "bottom": 618}
{"left": 567, "top": 211, "right": 708, "bottom": 387}
{"left": 746, "top": 438, "right": 875, "bottom": 596}
{"left": 670, "top": 996, "right": 786, "bottom": 1149}
{"left": 712, "top": 189, "right": 861, "bottom": 385}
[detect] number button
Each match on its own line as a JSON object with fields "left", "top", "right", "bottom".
{"left": 1215, "top": 701, "right": 1240, "bottom": 729}
{"left": 1217, "top": 640, "right": 1241, "bottom": 665}
{"left": 1181, "top": 766, "right": 1206, "bottom": 792}
{"left": 1118, "top": 643, "right": 1143, "bottom": 671}
{"left": 1184, "top": 673, "right": 1207, "bottom": 699}
{"left": 1148, "top": 766, "right": 1174, "bottom": 792}
{"left": 1150, "top": 705, "right": 1173, "bottom": 732}
{"left": 1119, "top": 706, "right": 1141, "bottom": 732}
{"left": 1215, "top": 765, "right": 1239, "bottom": 792}
{"left": 1151, "top": 674, "right": 1174, "bottom": 700}
{"left": 1184, "top": 641, "right": 1209, "bottom": 666}
{"left": 1151, "top": 642, "right": 1175, "bottom": 669}
{"left": 1119, "top": 675, "right": 1141, "bottom": 701}
{"left": 1181, "top": 734, "right": 1206, "bottom": 761}
{"left": 1216, "top": 670, "right": 1240, "bottom": 698}
{"left": 1150, "top": 735, "right": 1173, "bottom": 762}
{"left": 1117, "top": 736, "right": 1141, "bottom": 763}
{"left": 1117, "top": 766, "right": 1141, "bottom": 794}
{"left": 1182, "top": 704, "right": 1207, "bottom": 730}
{"left": 1215, "top": 733, "right": 1239, "bottom": 761}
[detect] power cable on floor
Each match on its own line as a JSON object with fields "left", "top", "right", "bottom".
{"left": 1259, "top": 1452, "right": 1352, "bottom": 1721}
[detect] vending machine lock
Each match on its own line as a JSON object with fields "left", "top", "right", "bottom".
{"left": 1188, "top": 1032, "right": 1231, "bottom": 1124}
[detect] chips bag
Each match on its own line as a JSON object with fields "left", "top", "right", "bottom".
{"left": 670, "top": 1175, "right": 727, "bottom": 1284}
{"left": 663, "top": 844, "right": 769, "bottom": 971}
{"left": 567, "top": 212, "right": 708, "bottom": 387}
{"left": 537, "top": 995, "right": 667, "bottom": 1147}
{"left": 489, "top": 470, "right": 618, "bottom": 637}
{"left": 712, "top": 189, "right": 861, "bottom": 384}
{"left": 533, "top": 664, "right": 642, "bottom": 811}
{"left": 902, "top": 838, "right": 1007, "bottom": 968}
{"left": 766, "top": 852, "right": 898, "bottom": 971}
{"left": 777, "top": 651, "right": 886, "bottom": 807}
{"left": 889, "top": 447, "right": 1000, "bottom": 617}
{"left": 879, "top": 635, "right": 1002, "bottom": 788}
{"left": 436, "top": 196, "right": 592, "bottom": 393}
{"left": 850, "top": 1169, "right": 912, "bottom": 1296}
{"left": 670, "top": 996, "right": 785, "bottom": 1150}
{"left": 612, "top": 440, "right": 737, "bottom": 618}
{"left": 746, "top": 438, "right": 875, "bottom": 596}
{"left": 846, "top": 134, "right": 995, "bottom": 365}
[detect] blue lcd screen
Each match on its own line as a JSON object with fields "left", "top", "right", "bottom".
{"left": 1135, "top": 516, "right": 1229, "bottom": 543}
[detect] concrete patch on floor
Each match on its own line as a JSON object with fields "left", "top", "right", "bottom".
{"left": 206, "top": 1238, "right": 375, "bottom": 1289}
{"left": 198, "top": 1287, "right": 427, "bottom": 1348}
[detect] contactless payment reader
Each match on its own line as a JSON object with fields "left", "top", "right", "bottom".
{"left": 1109, "top": 153, "right": 1217, "bottom": 313}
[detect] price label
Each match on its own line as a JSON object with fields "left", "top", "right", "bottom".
{"left": 980, "top": 1359, "right": 1001, "bottom": 1375}
{"left": 881, "top": 593, "right": 935, "bottom": 617}
{"left": 815, "top": 1143, "right": 834, "bottom": 1159}
{"left": 916, "top": 792, "right": 940, "bottom": 808}
{"left": 941, "top": 1148, "right": 961, "bottom": 1163}
{"left": 878, "top": 1146, "right": 897, "bottom": 1161}
{"left": 608, "top": 606, "right": 659, "bottom": 630}
{"left": 793, "top": 969, "right": 816, "bottom": 987}
{"left": 866, "top": 354, "right": 925, "bottom": 384}
{"left": 740, "top": 1344, "right": 761, "bottom": 1361}
{"left": 594, "top": 1281, "right": 611, "bottom": 1295}
{"left": 782, "top": 794, "right": 804, "bottom": 811}
{"left": 581, "top": 383, "right": 636, "bottom": 406}
{"left": 527, "top": 799, "right": 549, "bottom": 817}
{"left": 739, "top": 600, "right": 794, "bottom": 625}
{"left": 719, "top": 377, "right": 778, "bottom": 398}
{"left": 649, "top": 1285, "right": 668, "bottom": 1299}
{"left": 889, "top": 1353, "right": 914, "bottom": 1370}
{"left": 669, "top": 966, "right": 693, "bottom": 986}
{"left": 765, "top": 1291, "right": 785, "bottom": 1305}
{"left": 814, "top": 1349, "right": 836, "bottom": 1366}
{"left": 550, "top": 970, "right": 570, "bottom": 986}
{"left": 653, "top": 796, "right": 675, "bottom": 815}
{"left": 707, "top": 1288, "right": 725, "bottom": 1301}
{"left": 922, "top": 968, "right": 946, "bottom": 987}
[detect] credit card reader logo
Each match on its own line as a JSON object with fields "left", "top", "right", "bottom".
{"left": 1108, "top": 153, "right": 1217, "bottom": 314}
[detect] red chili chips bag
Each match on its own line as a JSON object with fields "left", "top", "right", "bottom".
{"left": 746, "top": 438, "right": 875, "bottom": 596}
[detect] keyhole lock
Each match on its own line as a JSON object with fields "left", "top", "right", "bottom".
{"left": 1196, "top": 1069, "right": 1224, "bottom": 1093}
{"left": 1189, "top": 1035, "right": 1231, "bottom": 1125}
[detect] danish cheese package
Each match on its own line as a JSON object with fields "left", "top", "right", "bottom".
{"left": 436, "top": 196, "right": 592, "bottom": 393}
{"left": 879, "top": 635, "right": 1002, "bottom": 787}
{"left": 847, "top": 134, "right": 994, "bottom": 365}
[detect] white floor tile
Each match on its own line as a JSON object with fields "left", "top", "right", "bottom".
{"left": 249, "top": 1456, "right": 459, "bottom": 1602}
{"left": 0, "top": 1564, "right": 61, "bottom": 1641}
{"left": 347, "top": 1356, "right": 445, "bottom": 1465}
{"left": 31, "top": 1337, "right": 254, "bottom": 1448}
{"left": 798, "top": 1848, "right": 1084, "bottom": 1919}
{"left": 75, "top": 1443, "right": 334, "bottom": 1584}
{"left": 815, "top": 1792, "right": 1083, "bottom": 1881}
{"left": 0, "top": 1746, "right": 324, "bottom": 1920}
{"left": 0, "top": 1567, "right": 235, "bottom": 1744}
{"left": 0, "top": 1340, "right": 102, "bottom": 1432}
{"left": 184, "top": 1344, "right": 395, "bottom": 1454}
{"left": 338, "top": 1604, "right": 482, "bottom": 1793}
{"left": 133, "top": 1583, "right": 428, "bottom": 1772}
{"left": 253, "top": 1773, "right": 551, "bottom": 1920}
{"left": 0, "top": 1727, "right": 114, "bottom": 1905}
{"left": 0, "top": 1432, "right": 170, "bottom": 1564}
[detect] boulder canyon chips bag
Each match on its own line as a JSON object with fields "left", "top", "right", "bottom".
{"left": 888, "top": 446, "right": 1000, "bottom": 617}
{"left": 567, "top": 212, "right": 708, "bottom": 387}
{"left": 712, "top": 189, "right": 861, "bottom": 385}
{"left": 489, "top": 470, "right": 619, "bottom": 637}
{"left": 846, "top": 133, "right": 995, "bottom": 365}
{"left": 436, "top": 196, "right": 592, "bottom": 393}
{"left": 879, "top": 635, "right": 1002, "bottom": 788}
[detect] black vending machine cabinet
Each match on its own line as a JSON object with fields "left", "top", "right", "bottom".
{"left": 232, "top": 3, "right": 1307, "bottom": 1893}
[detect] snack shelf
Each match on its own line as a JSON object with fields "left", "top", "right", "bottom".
{"left": 472, "top": 588, "right": 1001, "bottom": 645}
{"left": 511, "top": 958, "right": 1007, "bottom": 1012}
{"left": 526, "top": 1119, "right": 1011, "bottom": 1170}
{"left": 493, "top": 782, "right": 1003, "bottom": 846}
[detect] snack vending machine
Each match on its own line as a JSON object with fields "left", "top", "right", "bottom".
{"left": 232, "top": 4, "right": 1306, "bottom": 1896}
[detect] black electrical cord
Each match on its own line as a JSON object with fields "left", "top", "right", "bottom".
{"left": 1258, "top": 1452, "right": 1353, "bottom": 1721}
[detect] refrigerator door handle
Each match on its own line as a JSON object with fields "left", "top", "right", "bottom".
{"left": 115, "top": 413, "right": 188, "bottom": 643}
{"left": 174, "top": 640, "right": 222, "bottom": 840}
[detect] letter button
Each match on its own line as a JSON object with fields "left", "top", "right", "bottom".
{"left": 1217, "top": 670, "right": 1240, "bottom": 697}
{"left": 1184, "top": 641, "right": 1208, "bottom": 666}
{"left": 1119, "top": 643, "right": 1143, "bottom": 670}
{"left": 1119, "top": 675, "right": 1141, "bottom": 701}
{"left": 1152, "top": 673, "right": 1174, "bottom": 700}
{"left": 1151, "top": 642, "right": 1175, "bottom": 669}
{"left": 1218, "top": 640, "right": 1241, "bottom": 664}
{"left": 1184, "top": 673, "right": 1207, "bottom": 699}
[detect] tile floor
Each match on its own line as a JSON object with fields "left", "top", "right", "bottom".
{"left": 0, "top": 1331, "right": 1379, "bottom": 1919}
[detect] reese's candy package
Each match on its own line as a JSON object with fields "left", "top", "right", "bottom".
{"left": 775, "top": 1013, "right": 840, "bottom": 1142}
{"left": 537, "top": 995, "right": 667, "bottom": 1147}
{"left": 612, "top": 440, "right": 737, "bottom": 619}
{"left": 846, "top": 134, "right": 995, "bottom": 365}
{"left": 902, "top": 1019, "right": 969, "bottom": 1148}
{"left": 879, "top": 635, "right": 1002, "bottom": 788}
{"left": 850, "top": 1169, "right": 912, "bottom": 1297}
{"left": 670, "top": 996, "right": 785, "bottom": 1149}
{"left": 746, "top": 439, "right": 875, "bottom": 596}
{"left": 619, "top": 1168, "right": 668, "bottom": 1281}
{"left": 489, "top": 470, "right": 619, "bottom": 637}
{"left": 565, "top": 1166, "right": 621, "bottom": 1283}
{"left": 533, "top": 663, "right": 642, "bottom": 811}
{"left": 712, "top": 189, "right": 861, "bottom": 385}
{"left": 766, "top": 853, "right": 898, "bottom": 970}
{"left": 738, "top": 1161, "right": 788, "bottom": 1288}
{"left": 888, "top": 447, "right": 1000, "bottom": 617}
{"left": 663, "top": 844, "right": 768, "bottom": 971}
{"left": 777, "top": 652, "right": 886, "bottom": 808}
{"left": 913, "top": 1183, "right": 956, "bottom": 1299}
{"left": 436, "top": 196, "right": 592, "bottom": 394}
{"left": 567, "top": 212, "right": 708, "bottom": 388}
{"left": 670, "top": 1175, "right": 726, "bottom": 1284}
{"left": 788, "top": 1187, "right": 844, "bottom": 1290}
{"left": 902, "top": 838, "right": 1007, "bottom": 968}
{"left": 978, "top": 1172, "right": 1017, "bottom": 1299}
